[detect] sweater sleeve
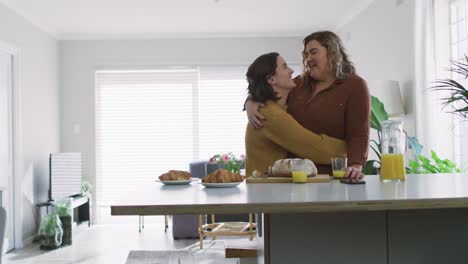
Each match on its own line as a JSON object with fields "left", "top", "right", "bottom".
{"left": 345, "top": 79, "right": 371, "bottom": 166}
{"left": 261, "top": 104, "right": 347, "bottom": 165}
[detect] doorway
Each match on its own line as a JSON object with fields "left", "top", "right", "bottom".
{"left": 0, "top": 50, "right": 15, "bottom": 252}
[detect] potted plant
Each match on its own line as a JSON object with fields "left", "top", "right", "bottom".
{"left": 55, "top": 199, "right": 72, "bottom": 245}
{"left": 81, "top": 180, "right": 92, "bottom": 197}
{"left": 363, "top": 96, "right": 423, "bottom": 174}
{"left": 38, "top": 213, "right": 63, "bottom": 250}
{"left": 407, "top": 150, "right": 462, "bottom": 174}
{"left": 431, "top": 54, "right": 467, "bottom": 118}
{"left": 364, "top": 96, "right": 462, "bottom": 175}
{"left": 206, "top": 153, "right": 245, "bottom": 175}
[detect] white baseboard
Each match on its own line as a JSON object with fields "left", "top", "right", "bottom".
{"left": 2, "top": 239, "right": 7, "bottom": 254}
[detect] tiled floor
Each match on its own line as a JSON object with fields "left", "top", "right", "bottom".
{"left": 3, "top": 216, "right": 198, "bottom": 264}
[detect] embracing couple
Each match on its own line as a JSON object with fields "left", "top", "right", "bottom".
{"left": 244, "top": 30, "right": 370, "bottom": 182}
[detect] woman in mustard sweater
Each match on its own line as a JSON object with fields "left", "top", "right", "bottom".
{"left": 245, "top": 52, "right": 347, "bottom": 177}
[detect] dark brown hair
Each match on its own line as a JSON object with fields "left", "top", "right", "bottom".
{"left": 246, "top": 52, "right": 281, "bottom": 103}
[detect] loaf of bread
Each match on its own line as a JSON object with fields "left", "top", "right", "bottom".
{"left": 269, "top": 159, "right": 317, "bottom": 177}
{"left": 159, "top": 170, "right": 191, "bottom": 181}
{"left": 202, "top": 169, "right": 245, "bottom": 183}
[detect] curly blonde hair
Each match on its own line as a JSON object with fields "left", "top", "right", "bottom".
{"left": 302, "top": 31, "right": 355, "bottom": 80}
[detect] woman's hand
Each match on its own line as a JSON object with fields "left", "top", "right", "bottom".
{"left": 346, "top": 164, "right": 364, "bottom": 181}
{"left": 246, "top": 99, "right": 266, "bottom": 128}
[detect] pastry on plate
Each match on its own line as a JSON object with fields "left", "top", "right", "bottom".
{"left": 159, "top": 170, "right": 191, "bottom": 181}
{"left": 202, "top": 169, "right": 245, "bottom": 183}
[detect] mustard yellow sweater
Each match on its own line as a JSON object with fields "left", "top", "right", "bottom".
{"left": 245, "top": 101, "right": 347, "bottom": 176}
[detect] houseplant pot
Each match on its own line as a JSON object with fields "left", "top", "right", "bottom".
{"left": 56, "top": 199, "right": 72, "bottom": 245}
{"left": 38, "top": 213, "right": 63, "bottom": 250}
{"left": 59, "top": 215, "right": 72, "bottom": 245}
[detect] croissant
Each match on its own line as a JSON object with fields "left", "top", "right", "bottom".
{"left": 159, "top": 170, "right": 191, "bottom": 181}
{"left": 202, "top": 169, "right": 245, "bottom": 183}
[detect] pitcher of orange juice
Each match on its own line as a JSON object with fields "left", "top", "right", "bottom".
{"left": 380, "top": 120, "right": 406, "bottom": 181}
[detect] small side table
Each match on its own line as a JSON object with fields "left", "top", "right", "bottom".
{"left": 36, "top": 201, "right": 54, "bottom": 214}
{"left": 36, "top": 196, "right": 91, "bottom": 227}
{"left": 198, "top": 214, "right": 256, "bottom": 249}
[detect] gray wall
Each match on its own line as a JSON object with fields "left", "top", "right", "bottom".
{"left": 0, "top": 3, "right": 59, "bottom": 245}
{"left": 338, "top": 0, "right": 416, "bottom": 136}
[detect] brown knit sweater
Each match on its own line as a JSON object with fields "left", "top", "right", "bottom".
{"left": 287, "top": 74, "right": 370, "bottom": 174}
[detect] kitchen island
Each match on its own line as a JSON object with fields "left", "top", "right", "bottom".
{"left": 111, "top": 174, "right": 468, "bottom": 264}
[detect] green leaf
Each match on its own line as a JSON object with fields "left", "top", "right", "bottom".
{"left": 370, "top": 139, "right": 381, "bottom": 154}
{"left": 419, "top": 155, "right": 431, "bottom": 165}
{"left": 424, "top": 163, "right": 439, "bottom": 173}
{"left": 407, "top": 136, "right": 423, "bottom": 157}
{"left": 414, "top": 151, "right": 463, "bottom": 174}
{"left": 430, "top": 150, "right": 442, "bottom": 164}
{"left": 408, "top": 159, "right": 420, "bottom": 173}
{"left": 370, "top": 96, "right": 389, "bottom": 131}
{"left": 363, "top": 160, "right": 379, "bottom": 175}
{"left": 441, "top": 159, "right": 457, "bottom": 168}
{"left": 430, "top": 56, "right": 468, "bottom": 118}
{"left": 418, "top": 155, "right": 439, "bottom": 173}
{"left": 369, "top": 144, "right": 381, "bottom": 160}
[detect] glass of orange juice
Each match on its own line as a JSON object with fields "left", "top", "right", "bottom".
{"left": 291, "top": 159, "right": 307, "bottom": 183}
{"left": 331, "top": 157, "right": 347, "bottom": 179}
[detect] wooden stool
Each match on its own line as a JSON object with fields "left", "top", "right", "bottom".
{"left": 198, "top": 214, "right": 256, "bottom": 249}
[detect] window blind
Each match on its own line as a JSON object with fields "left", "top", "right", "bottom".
{"left": 95, "top": 69, "right": 198, "bottom": 206}
{"left": 198, "top": 66, "right": 249, "bottom": 159}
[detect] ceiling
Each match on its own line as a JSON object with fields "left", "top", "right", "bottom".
{"left": 0, "top": 0, "right": 375, "bottom": 39}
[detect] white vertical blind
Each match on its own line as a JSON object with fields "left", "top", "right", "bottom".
{"left": 198, "top": 66, "right": 248, "bottom": 159}
{"left": 96, "top": 69, "right": 198, "bottom": 206}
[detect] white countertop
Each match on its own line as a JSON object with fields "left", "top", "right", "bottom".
{"left": 111, "top": 173, "right": 468, "bottom": 215}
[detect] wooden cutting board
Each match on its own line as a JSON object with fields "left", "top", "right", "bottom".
{"left": 246, "top": 174, "right": 331, "bottom": 183}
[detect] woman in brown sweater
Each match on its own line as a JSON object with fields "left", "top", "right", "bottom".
{"left": 244, "top": 52, "right": 347, "bottom": 177}
{"left": 246, "top": 31, "right": 370, "bottom": 180}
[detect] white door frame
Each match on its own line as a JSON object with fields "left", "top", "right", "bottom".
{"left": 0, "top": 40, "right": 23, "bottom": 249}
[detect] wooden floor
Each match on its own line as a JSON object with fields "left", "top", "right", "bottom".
{"left": 2, "top": 216, "right": 197, "bottom": 264}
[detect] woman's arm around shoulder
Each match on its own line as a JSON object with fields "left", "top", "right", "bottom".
{"left": 259, "top": 102, "right": 347, "bottom": 165}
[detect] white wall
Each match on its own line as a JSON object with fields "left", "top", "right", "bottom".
{"left": 58, "top": 37, "right": 303, "bottom": 220}
{"left": 0, "top": 3, "right": 59, "bottom": 246}
{"left": 338, "top": 0, "right": 416, "bottom": 136}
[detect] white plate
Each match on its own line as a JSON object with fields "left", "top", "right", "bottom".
{"left": 200, "top": 181, "right": 243, "bottom": 188}
{"left": 156, "top": 178, "right": 196, "bottom": 185}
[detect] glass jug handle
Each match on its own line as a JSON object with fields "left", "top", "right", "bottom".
{"left": 403, "top": 130, "right": 408, "bottom": 151}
